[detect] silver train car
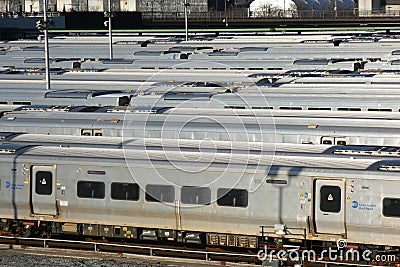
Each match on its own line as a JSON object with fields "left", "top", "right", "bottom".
{"left": 79, "top": 58, "right": 361, "bottom": 72}
{"left": 0, "top": 143, "right": 400, "bottom": 250}
{"left": 130, "top": 92, "right": 400, "bottom": 112}
{"left": 0, "top": 89, "right": 131, "bottom": 107}
{"left": 3, "top": 108, "right": 400, "bottom": 146}
{"left": 4, "top": 132, "right": 400, "bottom": 160}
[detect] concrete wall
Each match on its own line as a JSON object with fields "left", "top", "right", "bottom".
{"left": 358, "top": 0, "right": 372, "bottom": 12}
{"left": 24, "top": 0, "right": 42, "bottom": 12}
{"left": 358, "top": 0, "right": 400, "bottom": 14}
{"left": 120, "top": 0, "right": 136, "bottom": 11}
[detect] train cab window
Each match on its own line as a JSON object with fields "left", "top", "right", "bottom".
{"left": 35, "top": 171, "right": 52, "bottom": 195}
{"left": 217, "top": 188, "right": 248, "bottom": 207}
{"left": 77, "top": 181, "right": 105, "bottom": 199}
{"left": 181, "top": 186, "right": 211, "bottom": 205}
{"left": 81, "top": 129, "right": 92, "bottom": 136}
{"left": 111, "top": 183, "right": 139, "bottom": 201}
{"left": 118, "top": 96, "right": 130, "bottom": 106}
{"left": 320, "top": 186, "right": 341, "bottom": 213}
{"left": 336, "top": 140, "right": 347, "bottom": 146}
{"left": 322, "top": 140, "right": 333, "bottom": 145}
{"left": 145, "top": 184, "right": 174, "bottom": 203}
{"left": 383, "top": 198, "right": 400, "bottom": 217}
{"left": 93, "top": 130, "right": 103, "bottom": 137}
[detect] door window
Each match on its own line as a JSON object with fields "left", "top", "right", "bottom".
{"left": 35, "top": 171, "right": 52, "bottom": 195}
{"left": 320, "top": 185, "right": 341, "bottom": 213}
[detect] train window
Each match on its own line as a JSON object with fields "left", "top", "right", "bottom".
{"left": 145, "top": 184, "right": 174, "bottom": 203}
{"left": 81, "top": 129, "right": 92, "bottom": 136}
{"left": 118, "top": 96, "right": 130, "bottom": 106}
{"left": 181, "top": 186, "right": 211, "bottom": 205}
{"left": 252, "top": 106, "right": 273, "bottom": 110}
{"left": 336, "top": 140, "right": 347, "bottom": 146}
{"left": 320, "top": 186, "right": 341, "bottom": 213}
{"left": 93, "top": 130, "right": 103, "bottom": 137}
{"left": 308, "top": 107, "right": 331, "bottom": 111}
{"left": 322, "top": 140, "right": 333, "bottom": 145}
{"left": 368, "top": 108, "right": 392, "bottom": 112}
{"left": 383, "top": 198, "right": 400, "bottom": 217}
{"left": 224, "top": 106, "right": 246, "bottom": 109}
{"left": 111, "top": 183, "right": 139, "bottom": 201}
{"left": 337, "top": 108, "right": 361, "bottom": 111}
{"left": 77, "top": 181, "right": 105, "bottom": 199}
{"left": 217, "top": 188, "right": 248, "bottom": 208}
{"left": 35, "top": 171, "right": 52, "bottom": 195}
{"left": 13, "top": 101, "right": 31, "bottom": 105}
{"left": 279, "top": 107, "right": 302, "bottom": 110}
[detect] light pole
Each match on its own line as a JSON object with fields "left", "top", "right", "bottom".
{"left": 224, "top": 0, "right": 228, "bottom": 27}
{"left": 334, "top": 0, "right": 337, "bottom": 18}
{"left": 283, "top": 0, "right": 285, "bottom": 17}
{"left": 108, "top": 0, "right": 113, "bottom": 60}
{"left": 43, "top": 0, "right": 51, "bottom": 90}
{"left": 184, "top": 0, "right": 189, "bottom": 41}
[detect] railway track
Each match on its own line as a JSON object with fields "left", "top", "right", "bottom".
{"left": 0, "top": 236, "right": 388, "bottom": 267}
{"left": 0, "top": 235, "right": 259, "bottom": 266}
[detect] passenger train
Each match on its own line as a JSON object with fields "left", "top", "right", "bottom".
{"left": 1, "top": 142, "right": 400, "bottom": 252}
{"left": 0, "top": 89, "right": 131, "bottom": 107}
{"left": 2, "top": 32, "right": 400, "bottom": 263}
{"left": 3, "top": 107, "right": 400, "bottom": 146}
{"left": 130, "top": 91, "right": 400, "bottom": 112}
{"left": 3, "top": 132, "right": 400, "bottom": 160}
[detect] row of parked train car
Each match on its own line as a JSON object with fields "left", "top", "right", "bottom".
{"left": 0, "top": 32, "right": 400, "bottom": 264}
{"left": 2, "top": 34, "right": 400, "bottom": 71}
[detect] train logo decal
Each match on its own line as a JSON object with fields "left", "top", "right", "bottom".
{"left": 5, "top": 181, "right": 24, "bottom": 190}
{"left": 352, "top": 200, "right": 376, "bottom": 211}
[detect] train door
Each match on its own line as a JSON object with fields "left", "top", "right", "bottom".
{"left": 31, "top": 166, "right": 57, "bottom": 216}
{"left": 314, "top": 179, "right": 345, "bottom": 235}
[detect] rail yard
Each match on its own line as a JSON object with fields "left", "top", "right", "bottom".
{"left": 0, "top": 31, "right": 400, "bottom": 266}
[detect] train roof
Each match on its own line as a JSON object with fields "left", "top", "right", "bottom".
{"left": 3, "top": 143, "right": 400, "bottom": 178}
{"left": 4, "top": 132, "right": 400, "bottom": 160}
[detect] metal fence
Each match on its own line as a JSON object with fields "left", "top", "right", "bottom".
{"left": 141, "top": 9, "right": 400, "bottom": 22}
{"left": 1, "top": 8, "right": 400, "bottom": 21}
